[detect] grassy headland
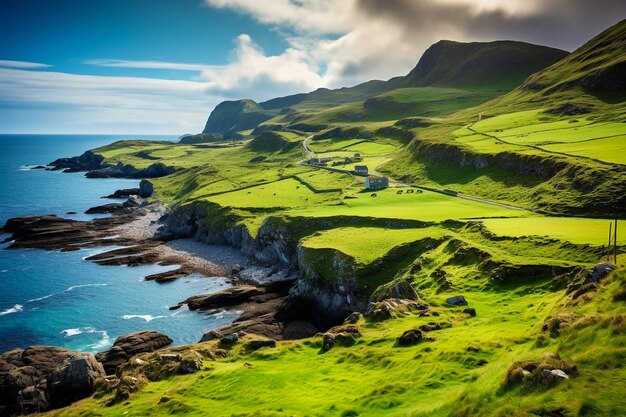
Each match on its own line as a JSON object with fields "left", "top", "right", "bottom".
{"left": 43, "top": 19, "right": 626, "bottom": 417}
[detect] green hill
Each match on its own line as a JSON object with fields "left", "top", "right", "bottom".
{"left": 202, "top": 40, "right": 567, "bottom": 135}
{"left": 202, "top": 99, "right": 274, "bottom": 137}
{"left": 521, "top": 19, "right": 626, "bottom": 97}
{"left": 35, "top": 20, "right": 626, "bottom": 417}
{"left": 401, "top": 40, "right": 568, "bottom": 91}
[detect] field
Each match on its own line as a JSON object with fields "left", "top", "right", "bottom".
{"left": 206, "top": 178, "right": 340, "bottom": 209}
{"left": 301, "top": 226, "right": 444, "bottom": 265}
{"left": 481, "top": 217, "right": 624, "bottom": 246}
{"left": 292, "top": 188, "right": 529, "bottom": 223}
{"left": 452, "top": 110, "right": 626, "bottom": 165}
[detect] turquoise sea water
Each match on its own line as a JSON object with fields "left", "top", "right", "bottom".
{"left": 0, "top": 135, "right": 238, "bottom": 353}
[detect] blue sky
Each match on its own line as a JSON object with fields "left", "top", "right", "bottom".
{"left": 1, "top": 0, "right": 624, "bottom": 134}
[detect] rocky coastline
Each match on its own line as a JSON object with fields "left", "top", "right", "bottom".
{"left": 0, "top": 152, "right": 362, "bottom": 415}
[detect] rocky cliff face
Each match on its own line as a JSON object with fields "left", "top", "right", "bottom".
{"left": 161, "top": 205, "right": 438, "bottom": 325}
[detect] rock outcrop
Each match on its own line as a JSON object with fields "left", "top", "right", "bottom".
{"left": 95, "top": 331, "right": 173, "bottom": 375}
{"left": 0, "top": 347, "right": 105, "bottom": 416}
{"left": 138, "top": 179, "right": 154, "bottom": 198}
{"left": 104, "top": 188, "right": 140, "bottom": 199}
{"left": 48, "top": 150, "right": 176, "bottom": 179}
{"left": 47, "top": 353, "right": 106, "bottom": 409}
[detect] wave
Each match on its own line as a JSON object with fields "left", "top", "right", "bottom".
{"left": 122, "top": 314, "right": 166, "bottom": 322}
{"left": 65, "top": 283, "right": 107, "bottom": 292}
{"left": 61, "top": 328, "right": 84, "bottom": 337}
{"left": 27, "top": 293, "right": 57, "bottom": 302}
{"left": 61, "top": 326, "right": 110, "bottom": 350}
{"left": 27, "top": 283, "right": 107, "bottom": 303}
{"left": 0, "top": 304, "right": 23, "bottom": 316}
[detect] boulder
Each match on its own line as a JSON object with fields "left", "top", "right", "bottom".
{"left": 364, "top": 298, "right": 427, "bottom": 321}
{"left": 181, "top": 285, "right": 265, "bottom": 311}
{"left": 371, "top": 279, "right": 419, "bottom": 302}
{"left": 396, "top": 329, "right": 424, "bottom": 346}
{"left": 463, "top": 308, "right": 477, "bottom": 317}
{"left": 247, "top": 339, "right": 277, "bottom": 350}
{"left": 0, "top": 346, "right": 102, "bottom": 415}
{"left": 104, "top": 188, "right": 140, "bottom": 199}
{"left": 446, "top": 295, "right": 467, "bottom": 306}
{"left": 96, "top": 331, "right": 173, "bottom": 375}
{"left": 179, "top": 351, "right": 203, "bottom": 374}
{"left": 138, "top": 180, "right": 154, "bottom": 198}
{"left": 542, "top": 368, "right": 569, "bottom": 381}
{"left": 47, "top": 353, "right": 106, "bottom": 409}
{"left": 418, "top": 321, "right": 451, "bottom": 332}
{"left": 123, "top": 195, "right": 147, "bottom": 208}
{"left": 85, "top": 203, "right": 128, "bottom": 215}
{"left": 322, "top": 333, "right": 336, "bottom": 351}
{"left": 343, "top": 312, "right": 363, "bottom": 324}
{"left": 219, "top": 333, "right": 240, "bottom": 346}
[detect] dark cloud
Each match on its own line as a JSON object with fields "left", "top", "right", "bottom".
{"left": 356, "top": 0, "right": 626, "bottom": 51}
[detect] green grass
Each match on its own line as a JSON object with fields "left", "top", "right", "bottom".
{"left": 301, "top": 226, "right": 444, "bottom": 265}
{"left": 481, "top": 217, "right": 625, "bottom": 246}
{"left": 295, "top": 170, "right": 354, "bottom": 191}
{"left": 292, "top": 188, "right": 529, "bottom": 223}
{"left": 542, "top": 136, "right": 626, "bottom": 164}
{"left": 207, "top": 178, "right": 340, "bottom": 209}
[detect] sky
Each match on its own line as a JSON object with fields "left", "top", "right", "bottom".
{"left": 1, "top": 0, "right": 625, "bottom": 134}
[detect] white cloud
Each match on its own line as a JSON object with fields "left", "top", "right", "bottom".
{"left": 0, "top": 60, "right": 51, "bottom": 69}
{"left": 203, "top": 0, "right": 626, "bottom": 89}
{"left": 199, "top": 34, "right": 323, "bottom": 99}
{"left": 86, "top": 59, "right": 213, "bottom": 72}
{"left": 204, "top": 0, "right": 356, "bottom": 34}
{"left": 0, "top": 67, "right": 219, "bottom": 134}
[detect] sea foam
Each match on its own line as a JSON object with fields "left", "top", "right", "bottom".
{"left": 122, "top": 314, "right": 166, "bottom": 322}
{"left": 0, "top": 304, "right": 24, "bottom": 315}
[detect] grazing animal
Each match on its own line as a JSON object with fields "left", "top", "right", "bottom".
{"left": 396, "top": 190, "right": 403, "bottom": 195}
{"left": 407, "top": 189, "right": 414, "bottom": 194}
{"left": 371, "top": 193, "right": 377, "bottom": 198}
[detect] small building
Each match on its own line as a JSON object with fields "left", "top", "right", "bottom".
{"left": 365, "top": 175, "right": 389, "bottom": 190}
{"left": 354, "top": 153, "right": 361, "bottom": 159}
{"left": 354, "top": 165, "right": 368, "bottom": 176}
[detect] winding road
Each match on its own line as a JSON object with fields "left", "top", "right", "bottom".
{"left": 298, "top": 133, "right": 529, "bottom": 212}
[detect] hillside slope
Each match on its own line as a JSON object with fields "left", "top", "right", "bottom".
{"left": 201, "top": 40, "right": 568, "bottom": 135}
{"left": 401, "top": 40, "right": 568, "bottom": 91}
{"left": 520, "top": 18, "right": 626, "bottom": 96}
{"left": 202, "top": 99, "right": 274, "bottom": 137}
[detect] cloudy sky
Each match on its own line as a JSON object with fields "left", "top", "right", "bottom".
{"left": 1, "top": 0, "right": 624, "bottom": 134}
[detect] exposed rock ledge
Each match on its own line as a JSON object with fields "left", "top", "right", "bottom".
{"left": 0, "top": 346, "right": 106, "bottom": 415}
{"left": 48, "top": 150, "right": 176, "bottom": 179}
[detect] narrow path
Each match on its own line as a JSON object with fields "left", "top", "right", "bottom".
{"left": 302, "top": 135, "right": 315, "bottom": 159}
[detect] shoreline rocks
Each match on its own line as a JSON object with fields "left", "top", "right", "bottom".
{"left": 48, "top": 150, "right": 176, "bottom": 179}
{"left": 0, "top": 347, "right": 105, "bottom": 416}
{"left": 104, "top": 188, "right": 140, "bottom": 199}
{"left": 95, "top": 331, "right": 173, "bottom": 375}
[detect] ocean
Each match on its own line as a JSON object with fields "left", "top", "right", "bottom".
{"left": 0, "top": 134, "right": 238, "bottom": 354}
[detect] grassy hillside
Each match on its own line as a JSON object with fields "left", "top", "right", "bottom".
{"left": 401, "top": 40, "right": 568, "bottom": 91}
{"left": 45, "top": 20, "right": 626, "bottom": 417}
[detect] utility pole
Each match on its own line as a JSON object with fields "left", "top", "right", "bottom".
{"left": 615, "top": 213, "right": 618, "bottom": 265}
{"left": 608, "top": 222, "right": 613, "bottom": 263}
